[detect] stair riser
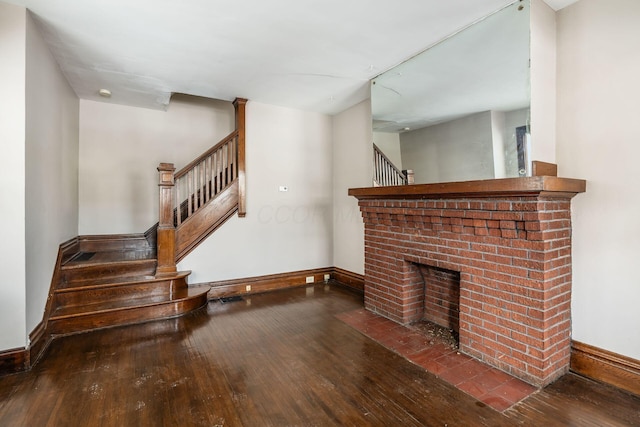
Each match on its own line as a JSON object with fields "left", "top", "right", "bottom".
{"left": 61, "top": 262, "right": 157, "bottom": 284}
{"left": 48, "top": 295, "right": 208, "bottom": 336}
{"left": 53, "top": 278, "right": 188, "bottom": 309}
{"left": 78, "top": 236, "right": 152, "bottom": 253}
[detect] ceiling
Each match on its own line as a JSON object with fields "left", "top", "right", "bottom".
{"left": 6, "top": 0, "right": 578, "bottom": 115}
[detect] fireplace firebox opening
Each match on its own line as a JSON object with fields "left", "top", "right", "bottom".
{"left": 408, "top": 263, "right": 461, "bottom": 348}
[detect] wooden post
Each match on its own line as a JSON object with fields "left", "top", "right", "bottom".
{"left": 156, "top": 163, "right": 177, "bottom": 276}
{"left": 531, "top": 161, "right": 558, "bottom": 177}
{"left": 233, "top": 98, "right": 247, "bottom": 217}
{"left": 403, "top": 169, "right": 415, "bottom": 185}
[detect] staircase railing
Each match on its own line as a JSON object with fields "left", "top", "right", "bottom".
{"left": 373, "top": 143, "right": 414, "bottom": 186}
{"left": 174, "top": 130, "right": 238, "bottom": 225}
{"left": 156, "top": 98, "right": 247, "bottom": 275}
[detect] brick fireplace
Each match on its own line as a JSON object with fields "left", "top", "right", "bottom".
{"left": 349, "top": 176, "right": 586, "bottom": 387}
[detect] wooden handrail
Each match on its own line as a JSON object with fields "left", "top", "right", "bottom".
{"left": 373, "top": 143, "right": 409, "bottom": 186}
{"left": 175, "top": 130, "right": 239, "bottom": 180}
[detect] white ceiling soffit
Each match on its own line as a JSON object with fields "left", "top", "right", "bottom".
{"left": 542, "top": 0, "right": 580, "bottom": 11}
{"left": 7, "top": 0, "right": 521, "bottom": 114}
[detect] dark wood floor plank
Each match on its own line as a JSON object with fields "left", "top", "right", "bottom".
{"left": 0, "top": 283, "right": 638, "bottom": 426}
{"left": 508, "top": 373, "right": 640, "bottom": 426}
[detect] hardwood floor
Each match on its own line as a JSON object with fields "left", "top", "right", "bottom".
{"left": 0, "top": 283, "right": 638, "bottom": 426}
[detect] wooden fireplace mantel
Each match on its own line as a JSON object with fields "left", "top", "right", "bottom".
{"left": 349, "top": 176, "right": 586, "bottom": 200}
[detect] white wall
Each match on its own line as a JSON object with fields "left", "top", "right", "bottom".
{"left": 79, "top": 95, "right": 234, "bottom": 234}
{"left": 400, "top": 111, "right": 495, "bottom": 184}
{"left": 0, "top": 2, "right": 27, "bottom": 350}
{"left": 332, "top": 100, "right": 372, "bottom": 275}
{"left": 373, "top": 131, "right": 402, "bottom": 170}
{"left": 530, "top": 0, "right": 557, "bottom": 164}
{"left": 24, "top": 13, "right": 80, "bottom": 336}
{"left": 180, "top": 101, "right": 333, "bottom": 283}
{"left": 557, "top": 0, "right": 640, "bottom": 359}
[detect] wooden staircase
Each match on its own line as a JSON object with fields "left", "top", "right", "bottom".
{"left": 36, "top": 98, "right": 247, "bottom": 348}
{"left": 45, "top": 235, "right": 210, "bottom": 337}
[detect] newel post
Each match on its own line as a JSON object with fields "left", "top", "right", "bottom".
{"left": 233, "top": 97, "right": 247, "bottom": 217}
{"left": 404, "top": 169, "right": 415, "bottom": 185}
{"left": 156, "top": 162, "right": 177, "bottom": 276}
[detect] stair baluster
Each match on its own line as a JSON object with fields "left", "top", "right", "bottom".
{"left": 373, "top": 143, "right": 413, "bottom": 186}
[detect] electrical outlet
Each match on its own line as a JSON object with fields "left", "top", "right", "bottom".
{"left": 305, "top": 276, "right": 314, "bottom": 284}
{"left": 245, "top": 285, "right": 251, "bottom": 292}
{"left": 324, "top": 274, "right": 330, "bottom": 281}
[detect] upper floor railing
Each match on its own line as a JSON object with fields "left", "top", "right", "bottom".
{"left": 373, "top": 143, "right": 413, "bottom": 186}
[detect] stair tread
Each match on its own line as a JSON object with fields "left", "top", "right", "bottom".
{"left": 51, "top": 286, "right": 210, "bottom": 319}
{"left": 57, "top": 271, "right": 191, "bottom": 292}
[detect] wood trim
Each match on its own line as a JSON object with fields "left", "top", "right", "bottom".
{"left": 0, "top": 322, "right": 52, "bottom": 376}
{"left": 40, "top": 238, "right": 75, "bottom": 347}
{"left": 60, "top": 236, "right": 80, "bottom": 265}
{"left": 531, "top": 161, "right": 558, "bottom": 177}
{"left": 77, "top": 234, "right": 150, "bottom": 253}
{"left": 201, "top": 267, "right": 364, "bottom": 300}
{"left": 349, "top": 176, "right": 586, "bottom": 200}
{"left": 28, "top": 321, "right": 51, "bottom": 368}
{"left": 144, "top": 223, "right": 158, "bottom": 252}
{"left": 19, "top": 237, "right": 78, "bottom": 372}
{"left": 332, "top": 268, "right": 364, "bottom": 293}
{"left": 175, "top": 181, "right": 238, "bottom": 262}
{"left": 0, "top": 348, "right": 28, "bottom": 376}
{"left": 571, "top": 341, "right": 640, "bottom": 397}
{"left": 233, "top": 98, "right": 247, "bottom": 217}
{"left": 205, "top": 267, "right": 333, "bottom": 299}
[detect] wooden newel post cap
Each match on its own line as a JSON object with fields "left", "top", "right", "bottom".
{"left": 158, "top": 163, "right": 175, "bottom": 186}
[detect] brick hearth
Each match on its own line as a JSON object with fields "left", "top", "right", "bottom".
{"left": 349, "top": 177, "right": 586, "bottom": 387}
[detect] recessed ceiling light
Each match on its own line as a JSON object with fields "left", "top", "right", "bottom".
{"left": 98, "top": 89, "right": 112, "bottom": 98}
